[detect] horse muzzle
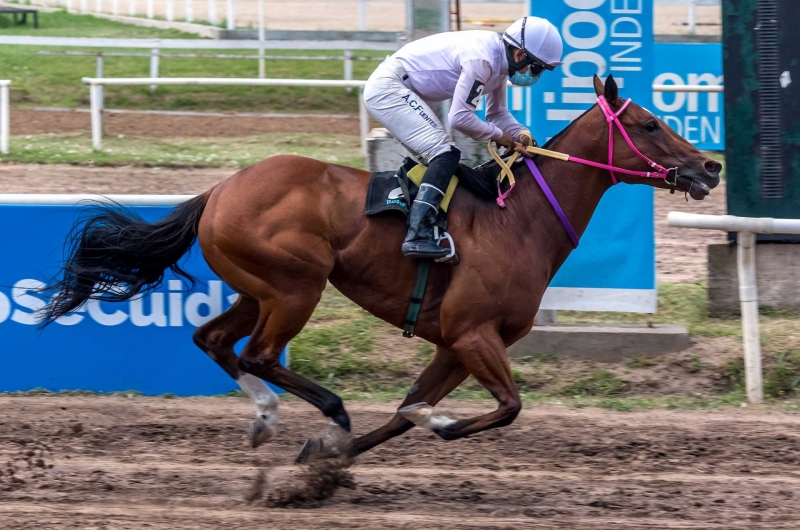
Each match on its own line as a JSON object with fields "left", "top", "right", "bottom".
{"left": 674, "top": 158, "right": 722, "bottom": 201}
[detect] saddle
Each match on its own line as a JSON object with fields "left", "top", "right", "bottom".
{"left": 365, "top": 157, "right": 494, "bottom": 264}
{"left": 365, "top": 157, "right": 460, "bottom": 218}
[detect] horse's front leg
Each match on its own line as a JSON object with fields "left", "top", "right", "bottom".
{"left": 399, "top": 323, "right": 522, "bottom": 440}
{"left": 296, "top": 345, "right": 469, "bottom": 462}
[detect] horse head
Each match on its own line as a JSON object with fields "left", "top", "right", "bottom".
{"left": 591, "top": 74, "right": 721, "bottom": 200}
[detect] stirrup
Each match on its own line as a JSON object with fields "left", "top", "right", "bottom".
{"left": 433, "top": 226, "right": 457, "bottom": 263}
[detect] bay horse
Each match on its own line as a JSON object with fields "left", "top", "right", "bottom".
{"left": 38, "top": 76, "right": 720, "bottom": 461}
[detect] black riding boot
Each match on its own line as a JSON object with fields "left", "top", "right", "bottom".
{"left": 402, "top": 147, "right": 461, "bottom": 259}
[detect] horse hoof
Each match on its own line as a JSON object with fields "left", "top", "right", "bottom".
{"left": 295, "top": 437, "right": 324, "bottom": 464}
{"left": 250, "top": 418, "right": 276, "bottom": 449}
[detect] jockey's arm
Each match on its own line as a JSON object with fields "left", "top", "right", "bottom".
{"left": 484, "top": 83, "right": 528, "bottom": 143}
{"left": 448, "top": 60, "right": 505, "bottom": 142}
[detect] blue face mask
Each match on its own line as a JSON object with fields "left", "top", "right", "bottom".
{"left": 509, "top": 69, "right": 542, "bottom": 87}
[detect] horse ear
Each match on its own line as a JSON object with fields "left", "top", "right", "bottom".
{"left": 593, "top": 74, "right": 604, "bottom": 97}
{"left": 604, "top": 75, "right": 620, "bottom": 103}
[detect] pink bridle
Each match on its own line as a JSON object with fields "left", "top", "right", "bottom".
{"left": 496, "top": 95, "right": 681, "bottom": 248}
{"left": 571, "top": 95, "right": 678, "bottom": 186}
{"left": 496, "top": 95, "right": 679, "bottom": 208}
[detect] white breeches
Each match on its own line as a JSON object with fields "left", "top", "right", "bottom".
{"left": 363, "top": 59, "right": 456, "bottom": 165}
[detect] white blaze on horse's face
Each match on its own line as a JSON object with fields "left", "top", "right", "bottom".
{"left": 237, "top": 373, "right": 280, "bottom": 448}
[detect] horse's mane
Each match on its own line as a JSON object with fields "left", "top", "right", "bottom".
{"left": 455, "top": 105, "right": 596, "bottom": 202}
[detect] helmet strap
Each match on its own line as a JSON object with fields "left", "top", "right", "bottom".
{"left": 505, "top": 43, "right": 527, "bottom": 77}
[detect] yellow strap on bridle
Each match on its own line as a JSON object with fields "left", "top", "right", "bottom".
{"left": 488, "top": 131, "right": 572, "bottom": 186}
{"left": 487, "top": 130, "right": 532, "bottom": 189}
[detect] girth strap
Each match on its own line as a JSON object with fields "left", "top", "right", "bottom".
{"left": 402, "top": 259, "right": 432, "bottom": 338}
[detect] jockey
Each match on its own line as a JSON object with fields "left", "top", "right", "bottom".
{"left": 364, "top": 16, "right": 564, "bottom": 259}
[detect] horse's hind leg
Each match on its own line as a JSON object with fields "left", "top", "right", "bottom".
{"left": 193, "top": 294, "right": 279, "bottom": 448}
{"left": 238, "top": 293, "right": 351, "bottom": 435}
{"left": 400, "top": 324, "right": 522, "bottom": 441}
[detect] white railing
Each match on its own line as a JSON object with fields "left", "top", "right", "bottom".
{"left": 0, "top": 80, "right": 8, "bottom": 155}
{"left": 2, "top": 35, "right": 397, "bottom": 85}
{"left": 82, "top": 77, "right": 370, "bottom": 153}
{"left": 653, "top": 84, "right": 723, "bottom": 93}
{"left": 0, "top": 194, "right": 195, "bottom": 205}
{"left": 667, "top": 212, "right": 800, "bottom": 405}
{"left": 0, "top": 36, "right": 399, "bottom": 51}
{"left": 29, "top": 0, "right": 373, "bottom": 33}
{"left": 37, "top": 50, "right": 382, "bottom": 90}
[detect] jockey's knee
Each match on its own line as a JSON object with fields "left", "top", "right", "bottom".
{"left": 428, "top": 145, "right": 461, "bottom": 169}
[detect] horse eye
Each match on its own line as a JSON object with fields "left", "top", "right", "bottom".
{"left": 645, "top": 121, "right": 659, "bottom": 133}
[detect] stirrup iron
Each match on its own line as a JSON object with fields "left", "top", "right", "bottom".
{"left": 433, "top": 226, "right": 457, "bottom": 263}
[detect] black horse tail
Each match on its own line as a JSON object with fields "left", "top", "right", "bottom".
{"left": 37, "top": 192, "right": 212, "bottom": 328}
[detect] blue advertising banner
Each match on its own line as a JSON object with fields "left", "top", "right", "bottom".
{"left": 0, "top": 204, "right": 286, "bottom": 395}
{"left": 652, "top": 42, "right": 724, "bottom": 151}
{"left": 529, "top": 0, "right": 657, "bottom": 312}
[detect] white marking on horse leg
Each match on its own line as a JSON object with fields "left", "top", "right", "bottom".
{"left": 322, "top": 421, "right": 353, "bottom": 453}
{"left": 398, "top": 402, "right": 456, "bottom": 430}
{"left": 237, "top": 373, "right": 279, "bottom": 447}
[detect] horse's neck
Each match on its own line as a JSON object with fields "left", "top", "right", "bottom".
{"left": 507, "top": 123, "right": 612, "bottom": 263}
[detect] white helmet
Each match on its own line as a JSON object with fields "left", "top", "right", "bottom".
{"left": 503, "top": 16, "right": 563, "bottom": 67}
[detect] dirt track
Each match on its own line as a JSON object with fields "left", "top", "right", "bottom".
{"left": 0, "top": 396, "right": 798, "bottom": 529}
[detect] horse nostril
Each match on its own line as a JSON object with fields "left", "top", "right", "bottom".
{"left": 704, "top": 160, "right": 722, "bottom": 176}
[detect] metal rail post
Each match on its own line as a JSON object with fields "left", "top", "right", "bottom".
{"left": 0, "top": 82, "right": 9, "bottom": 155}
{"left": 149, "top": 46, "right": 160, "bottom": 93}
{"left": 226, "top": 0, "right": 234, "bottom": 30}
{"left": 207, "top": 0, "right": 217, "bottom": 26}
{"left": 359, "top": 0, "right": 367, "bottom": 31}
{"left": 359, "top": 86, "right": 369, "bottom": 156}
{"left": 186, "top": 0, "right": 193, "bottom": 23}
{"left": 167, "top": 0, "right": 174, "bottom": 21}
{"left": 738, "top": 231, "right": 763, "bottom": 404}
{"left": 96, "top": 53, "right": 104, "bottom": 112}
{"left": 129, "top": 0, "right": 135, "bottom": 16}
{"left": 344, "top": 50, "right": 353, "bottom": 93}
{"left": 90, "top": 82, "right": 103, "bottom": 150}
{"left": 257, "top": 0, "right": 265, "bottom": 78}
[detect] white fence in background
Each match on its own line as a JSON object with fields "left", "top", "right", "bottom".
{"left": 36, "top": 50, "right": 382, "bottom": 90}
{"left": 653, "top": 84, "right": 723, "bottom": 93}
{"left": 1, "top": 35, "right": 398, "bottom": 83}
{"left": 82, "top": 76, "right": 370, "bottom": 152}
{"left": 0, "top": 75, "right": 723, "bottom": 156}
{"left": 668, "top": 212, "right": 800, "bottom": 405}
{"left": 25, "top": 0, "right": 376, "bottom": 31}
{"left": 0, "top": 80, "right": 8, "bottom": 155}
{"left": 0, "top": 36, "right": 398, "bottom": 51}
